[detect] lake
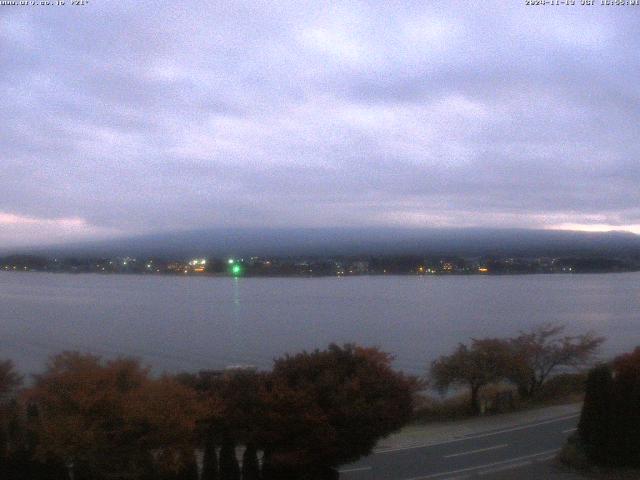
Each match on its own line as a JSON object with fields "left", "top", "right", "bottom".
{"left": 1, "top": 271, "right": 638, "bottom": 376}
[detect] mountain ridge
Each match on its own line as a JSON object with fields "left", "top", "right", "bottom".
{"left": 6, "top": 227, "right": 640, "bottom": 259}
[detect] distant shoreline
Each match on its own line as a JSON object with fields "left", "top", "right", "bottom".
{"left": 3, "top": 252, "right": 639, "bottom": 278}
{"left": 2, "top": 269, "right": 639, "bottom": 278}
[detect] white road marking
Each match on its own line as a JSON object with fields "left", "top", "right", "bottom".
{"left": 402, "top": 448, "right": 560, "bottom": 480}
{"left": 562, "top": 427, "right": 577, "bottom": 433}
{"left": 376, "top": 413, "right": 579, "bottom": 454}
{"left": 443, "top": 443, "right": 508, "bottom": 458}
{"left": 338, "top": 466, "right": 372, "bottom": 474}
{"left": 478, "top": 460, "right": 532, "bottom": 475}
{"left": 533, "top": 453, "right": 557, "bottom": 463}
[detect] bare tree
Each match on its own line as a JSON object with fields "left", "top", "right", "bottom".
{"left": 430, "top": 339, "right": 513, "bottom": 414}
{"left": 508, "top": 323, "right": 604, "bottom": 398}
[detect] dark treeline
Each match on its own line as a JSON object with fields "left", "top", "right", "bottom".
{"left": 2, "top": 253, "right": 639, "bottom": 277}
{"left": 0, "top": 344, "right": 417, "bottom": 480}
{"left": 577, "top": 346, "right": 640, "bottom": 467}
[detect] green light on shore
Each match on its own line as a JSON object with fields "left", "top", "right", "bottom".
{"left": 231, "top": 264, "right": 242, "bottom": 276}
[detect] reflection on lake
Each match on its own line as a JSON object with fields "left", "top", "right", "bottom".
{"left": 1, "top": 272, "right": 639, "bottom": 375}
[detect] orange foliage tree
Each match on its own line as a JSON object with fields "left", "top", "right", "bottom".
{"left": 26, "top": 352, "right": 204, "bottom": 480}
{"left": 258, "top": 344, "right": 418, "bottom": 479}
{"left": 0, "top": 360, "right": 23, "bottom": 463}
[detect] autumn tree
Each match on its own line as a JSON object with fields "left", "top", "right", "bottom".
{"left": 177, "top": 368, "right": 264, "bottom": 479}
{"left": 27, "top": 352, "right": 203, "bottom": 480}
{"left": 1, "top": 401, "right": 70, "bottom": 480}
{"left": 214, "top": 370, "right": 266, "bottom": 447}
{"left": 258, "top": 344, "right": 417, "bottom": 479}
{"left": 430, "top": 339, "right": 513, "bottom": 414}
{"left": 0, "top": 360, "right": 23, "bottom": 472}
{"left": 507, "top": 323, "right": 604, "bottom": 398}
{"left": 0, "top": 359, "right": 22, "bottom": 443}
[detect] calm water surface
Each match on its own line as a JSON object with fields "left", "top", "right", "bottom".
{"left": 1, "top": 272, "right": 638, "bottom": 375}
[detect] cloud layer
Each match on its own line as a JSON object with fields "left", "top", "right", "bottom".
{"left": 1, "top": 1, "right": 639, "bottom": 246}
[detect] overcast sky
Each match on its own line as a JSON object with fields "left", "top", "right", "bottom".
{"left": 1, "top": 1, "right": 639, "bottom": 247}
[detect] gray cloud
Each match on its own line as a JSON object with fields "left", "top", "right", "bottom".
{"left": 1, "top": 1, "right": 640, "bottom": 247}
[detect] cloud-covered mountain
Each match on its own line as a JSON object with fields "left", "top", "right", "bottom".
{"left": 16, "top": 228, "right": 640, "bottom": 259}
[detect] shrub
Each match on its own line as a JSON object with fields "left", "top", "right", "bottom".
{"left": 412, "top": 392, "right": 473, "bottom": 422}
{"left": 536, "top": 372, "right": 587, "bottom": 402}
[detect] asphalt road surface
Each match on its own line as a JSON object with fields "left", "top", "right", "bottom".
{"left": 339, "top": 413, "right": 581, "bottom": 480}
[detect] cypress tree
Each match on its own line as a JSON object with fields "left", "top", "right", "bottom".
{"left": 259, "top": 451, "right": 273, "bottom": 480}
{"left": 628, "top": 376, "right": 640, "bottom": 466}
{"left": 241, "top": 443, "right": 260, "bottom": 480}
{"left": 578, "top": 364, "right": 613, "bottom": 464}
{"left": 202, "top": 437, "right": 219, "bottom": 480}
{"left": 609, "top": 355, "right": 640, "bottom": 466}
{"left": 178, "top": 450, "right": 199, "bottom": 480}
{"left": 219, "top": 438, "right": 240, "bottom": 480}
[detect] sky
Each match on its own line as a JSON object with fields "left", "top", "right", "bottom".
{"left": 1, "top": 1, "right": 639, "bottom": 248}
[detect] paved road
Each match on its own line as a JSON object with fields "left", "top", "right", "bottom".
{"left": 339, "top": 413, "right": 581, "bottom": 480}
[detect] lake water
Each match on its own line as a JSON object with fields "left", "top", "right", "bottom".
{"left": 1, "top": 271, "right": 639, "bottom": 376}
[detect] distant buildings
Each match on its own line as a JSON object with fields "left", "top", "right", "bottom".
{"left": 188, "top": 258, "right": 207, "bottom": 273}
{"left": 0, "top": 253, "right": 638, "bottom": 276}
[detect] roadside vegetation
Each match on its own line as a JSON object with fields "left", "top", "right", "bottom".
{"left": 558, "top": 346, "right": 640, "bottom": 478}
{"left": 419, "top": 323, "right": 603, "bottom": 420}
{"left": 0, "top": 344, "right": 418, "bottom": 480}
{"left": 0, "top": 325, "right": 613, "bottom": 479}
